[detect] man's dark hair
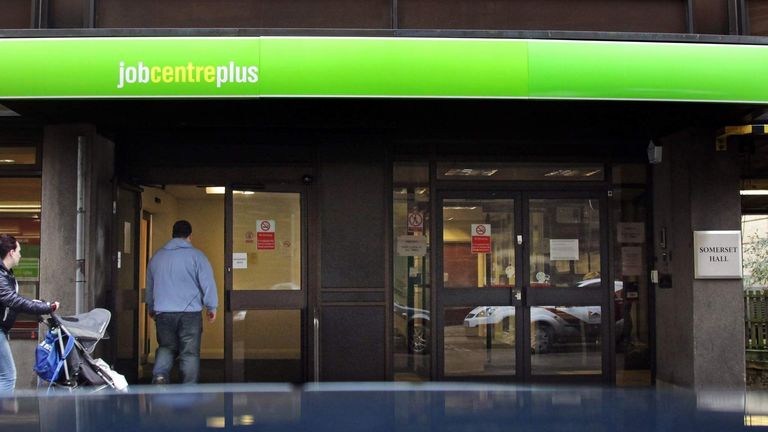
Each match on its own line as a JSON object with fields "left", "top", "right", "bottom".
{"left": 0, "top": 234, "right": 18, "bottom": 260}
{"left": 172, "top": 220, "right": 192, "bottom": 238}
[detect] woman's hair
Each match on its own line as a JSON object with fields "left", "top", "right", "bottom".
{"left": 0, "top": 234, "right": 18, "bottom": 260}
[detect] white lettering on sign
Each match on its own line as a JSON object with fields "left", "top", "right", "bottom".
{"left": 693, "top": 230, "right": 742, "bottom": 279}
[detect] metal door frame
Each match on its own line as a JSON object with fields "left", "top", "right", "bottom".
{"left": 223, "top": 183, "right": 310, "bottom": 383}
{"left": 433, "top": 188, "right": 612, "bottom": 383}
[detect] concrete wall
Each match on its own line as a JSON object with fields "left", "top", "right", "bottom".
{"left": 654, "top": 128, "right": 745, "bottom": 389}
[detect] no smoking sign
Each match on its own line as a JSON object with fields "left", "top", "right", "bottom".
{"left": 256, "top": 219, "right": 276, "bottom": 250}
{"left": 471, "top": 224, "right": 491, "bottom": 254}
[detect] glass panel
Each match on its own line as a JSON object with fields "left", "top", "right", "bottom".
{"left": 232, "top": 309, "right": 302, "bottom": 382}
{"left": 531, "top": 305, "right": 602, "bottom": 375}
{"left": 0, "top": 178, "right": 41, "bottom": 331}
{"left": 444, "top": 306, "right": 516, "bottom": 376}
{"left": 233, "top": 191, "right": 301, "bottom": 291}
{"left": 443, "top": 199, "right": 515, "bottom": 289}
{"left": 613, "top": 188, "right": 651, "bottom": 386}
{"left": 529, "top": 199, "right": 601, "bottom": 288}
{"left": 0, "top": 146, "right": 36, "bottom": 166}
{"left": 437, "top": 162, "right": 604, "bottom": 181}
{"left": 393, "top": 162, "right": 431, "bottom": 381}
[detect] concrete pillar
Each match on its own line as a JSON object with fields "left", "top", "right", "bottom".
{"left": 23, "top": 124, "right": 114, "bottom": 389}
{"left": 653, "top": 128, "right": 745, "bottom": 389}
{"left": 318, "top": 139, "right": 388, "bottom": 380}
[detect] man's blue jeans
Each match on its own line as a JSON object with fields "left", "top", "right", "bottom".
{"left": 153, "top": 312, "right": 202, "bottom": 384}
{"left": 0, "top": 333, "right": 16, "bottom": 392}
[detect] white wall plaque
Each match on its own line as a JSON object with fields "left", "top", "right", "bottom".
{"left": 550, "top": 239, "right": 579, "bottom": 261}
{"left": 693, "top": 230, "right": 742, "bottom": 279}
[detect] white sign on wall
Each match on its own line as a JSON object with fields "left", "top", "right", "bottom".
{"left": 693, "top": 230, "right": 742, "bottom": 279}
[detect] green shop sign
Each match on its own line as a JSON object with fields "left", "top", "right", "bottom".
{"left": 0, "top": 37, "right": 766, "bottom": 103}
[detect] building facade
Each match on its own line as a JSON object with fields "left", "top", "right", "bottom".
{"left": 0, "top": 0, "right": 765, "bottom": 389}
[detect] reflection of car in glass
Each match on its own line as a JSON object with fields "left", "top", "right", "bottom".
{"left": 464, "top": 279, "right": 624, "bottom": 353}
{"left": 395, "top": 279, "right": 624, "bottom": 355}
{"left": 394, "top": 302, "right": 431, "bottom": 354}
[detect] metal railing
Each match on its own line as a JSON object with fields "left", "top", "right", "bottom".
{"left": 746, "top": 290, "right": 768, "bottom": 350}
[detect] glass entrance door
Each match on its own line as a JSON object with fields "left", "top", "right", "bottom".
{"left": 437, "top": 193, "right": 523, "bottom": 379}
{"left": 524, "top": 194, "right": 608, "bottom": 379}
{"left": 437, "top": 192, "right": 610, "bottom": 381}
{"left": 225, "top": 187, "right": 307, "bottom": 382}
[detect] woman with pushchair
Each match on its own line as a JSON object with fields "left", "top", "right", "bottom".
{"left": 0, "top": 234, "right": 59, "bottom": 392}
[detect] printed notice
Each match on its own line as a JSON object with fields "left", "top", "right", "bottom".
{"left": 550, "top": 239, "right": 579, "bottom": 261}
{"left": 233, "top": 253, "right": 248, "bottom": 269}
{"left": 618, "top": 223, "right": 645, "bottom": 243}
{"left": 621, "top": 246, "right": 643, "bottom": 276}
{"left": 397, "top": 235, "right": 427, "bottom": 256}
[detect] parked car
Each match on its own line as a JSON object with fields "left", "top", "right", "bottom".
{"left": 464, "top": 279, "right": 624, "bottom": 353}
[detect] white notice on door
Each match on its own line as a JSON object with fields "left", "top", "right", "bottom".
{"left": 550, "top": 239, "right": 579, "bottom": 261}
{"left": 617, "top": 222, "right": 645, "bottom": 243}
{"left": 397, "top": 235, "right": 428, "bottom": 256}
{"left": 233, "top": 253, "right": 248, "bottom": 269}
{"left": 621, "top": 246, "right": 643, "bottom": 276}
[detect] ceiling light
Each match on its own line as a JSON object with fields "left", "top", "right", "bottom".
{"left": 0, "top": 159, "right": 15, "bottom": 164}
{"left": 444, "top": 168, "right": 498, "bottom": 177}
{"left": 0, "top": 205, "right": 41, "bottom": 213}
{"left": 741, "top": 190, "right": 768, "bottom": 196}
{"left": 444, "top": 206, "right": 477, "bottom": 210}
{"left": 205, "top": 187, "right": 255, "bottom": 195}
{"left": 545, "top": 169, "right": 578, "bottom": 177}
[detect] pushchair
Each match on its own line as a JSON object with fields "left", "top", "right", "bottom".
{"left": 35, "top": 308, "right": 127, "bottom": 391}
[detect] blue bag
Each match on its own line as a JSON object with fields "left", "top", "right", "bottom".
{"left": 34, "top": 329, "right": 75, "bottom": 383}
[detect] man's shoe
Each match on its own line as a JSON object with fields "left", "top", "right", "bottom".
{"left": 152, "top": 375, "right": 167, "bottom": 385}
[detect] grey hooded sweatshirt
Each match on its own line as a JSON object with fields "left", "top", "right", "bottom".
{"left": 145, "top": 238, "right": 218, "bottom": 314}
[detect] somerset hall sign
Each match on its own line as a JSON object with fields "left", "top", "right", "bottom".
{"left": 693, "top": 231, "right": 742, "bottom": 279}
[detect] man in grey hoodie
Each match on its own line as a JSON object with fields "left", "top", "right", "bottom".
{"left": 146, "top": 220, "right": 218, "bottom": 384}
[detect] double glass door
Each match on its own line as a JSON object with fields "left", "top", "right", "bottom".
{"left": 437, "top": 191, "right": 610, "bottom": 381}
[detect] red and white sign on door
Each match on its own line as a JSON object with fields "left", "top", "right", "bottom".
{"left": 471, "top": 224, "right": 491, "bottom": 254}
{"left": 407, "top": 210, "right": 424, "bottom": 234}
{"left": 256, "top": 219, "right": 276, "bottom": 250}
